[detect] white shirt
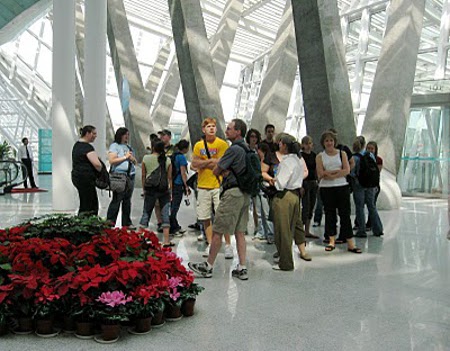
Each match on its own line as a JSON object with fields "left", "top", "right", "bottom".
{"left": 18, "top": 144, "right": 34, "bottom": 160}
{"left": 275, "top": 154, "right": 305, "bottom": 191}
{"left": 319, "top": 151, "right": 348, "bottom": 188}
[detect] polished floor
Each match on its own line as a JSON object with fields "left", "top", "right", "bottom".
{"left": 1, "top": 175, "right": 449, "bottom": 351}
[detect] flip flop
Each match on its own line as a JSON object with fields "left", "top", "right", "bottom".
{"left": 347, "top": 247, "right": 362, "bottom": 254}
{"left": 162, "top": 242, "right": 175, "bottom": 248}
{"left": 325, "top": 245, "right": 335, "bottom": 252}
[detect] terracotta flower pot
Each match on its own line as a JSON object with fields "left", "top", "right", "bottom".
{"left": 181, "top": 298, "right": 196, "bottom": 317}
{"left": 135, "top": 317, "right": 152, "bottom": 333}
{"left": 76, "top": 321, "right": 94, "bottom": 336}
{"left": 151, "top": 310, "right": 165, "bottom": 326}
{"left": 36, "top": 319, "right": 54, "bottom": 335}
{"left": 17, "top": 316, "right": 34, "bottom": 332}
{"left": 101, "top": 323, "right": 121, "bottom": 341}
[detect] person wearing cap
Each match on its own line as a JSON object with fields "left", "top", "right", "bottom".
{"left": 158, "top": 129, "right": 175, "bottom": 157}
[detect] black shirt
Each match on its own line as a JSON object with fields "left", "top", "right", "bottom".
{"left": 301, "top": 151, "right": 317, "bottom": 181}
{"left": 72, "top": 141, "right": 96, "bottom": 180}
{"left": 337, "top": 144, "right": 352, "bottom": 161}
{"left": 260, "top": 139, "right": 277, "bottom": 155}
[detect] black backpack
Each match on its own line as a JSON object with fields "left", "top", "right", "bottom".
{"left": 144, "top": 157, "right": 169, "bottom": 192}
{"left": 231, "top": 144, "right": 262, "bottom": 197}
{"left": 355, "top": 153, "right": 380, "bottom": 188}
{"left": 95, "top": 159, "right": 110, "bottom": 190}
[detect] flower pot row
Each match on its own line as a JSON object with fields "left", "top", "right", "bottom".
{"left": 0, "top": 299, "right": 197, "bottom": 342}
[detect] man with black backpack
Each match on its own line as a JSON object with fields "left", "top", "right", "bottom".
{"left": 189, "top": 119, "right": 260, "bottom": 281}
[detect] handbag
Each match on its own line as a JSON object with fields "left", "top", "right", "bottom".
{"left": 109, "top": 172, "right": 128, "bottom": 193}
{"left": 109, "top": 146, "right": 133, "bottom": 193}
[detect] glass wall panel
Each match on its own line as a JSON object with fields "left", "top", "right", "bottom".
{"left": 367, "top": 10, "right": 385, "bottom": 56}
{"left": 346, "top": 18, "right": 361, "bottom": 60}
{"left": 399, "top": 106, "right": 449, "bottom": 198}
{"left": 17, "top": 32, "right": 38, "bottom": 67}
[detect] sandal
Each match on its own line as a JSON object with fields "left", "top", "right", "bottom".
{"left": 325, "top": 245, "right": 335, "bottom": 252}
{"left": 162, "top": 242, "right": 175, "bottom": 248}
{"left": 347, "top": 247, "right": 362, "bottom": 254}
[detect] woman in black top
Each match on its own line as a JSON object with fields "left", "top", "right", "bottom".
{"left": 301, "top": 136, "right": 319, "bottom": 239}
{"left": 72, "top": 125, "right": 102, "bottom": 215}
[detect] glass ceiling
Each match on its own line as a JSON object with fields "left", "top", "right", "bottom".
{"left": 0, "top": 0, "right": 448, "bottom": 144}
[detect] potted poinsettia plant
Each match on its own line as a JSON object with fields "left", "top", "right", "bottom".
{"left": 129, "top": 285, "right": 166, "bottom": 332}
{"left": 33, "top": 284, "right": 61, "bottom": 336}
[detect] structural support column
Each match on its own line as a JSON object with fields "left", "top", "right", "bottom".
{"left": 168, "top": 0, "right": 225, "bottom": 145}
{"left": 154, "top": 0, "right": 243, "bottom": 135}
{"left": 52, "top": 0, "right": 77, "bottom": 211}
{"left": 84, "top": 0, "right": 107, "bottom": 159}
{"left": 145, "top": 39, "right": 171, "bottom": 110}
{"left": 250, "top": 1, "right": 297, "bottom": 133}
{"left": 107, "top": 0, "right": 152, "bottom": 160}
{"left": 362, "top": 0, "right": 426, "bottom": 209}
{"left": 291, "top": 0, "right": 355, "bottom": 148}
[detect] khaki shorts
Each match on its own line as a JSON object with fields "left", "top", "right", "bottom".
{"left": 213, "top": 187, "right": 250, "bottom": 235}
{"left": 196, "top": 188, "right": 221, "bottom": 221}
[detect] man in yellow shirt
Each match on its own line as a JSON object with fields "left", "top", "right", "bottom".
{"left": 192, "top": 118, "right": 233, "bottom": 259}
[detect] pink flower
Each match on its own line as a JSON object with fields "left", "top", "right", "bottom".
{"left": 170, "top": 288, "right": 180, "bottom": 301}
{"left": 96, "top": 291, "right": 132, "bottom": 307}
{"left": 168, "top": 277, "right": 182, "bottom": 289}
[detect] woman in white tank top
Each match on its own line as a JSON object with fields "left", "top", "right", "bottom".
{"left": 316, "top": 131, "right": 361, "bottom": 254}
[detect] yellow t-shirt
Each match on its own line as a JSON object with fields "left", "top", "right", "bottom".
{"left": 193, "top": 137, "right": 229, "bottom": 189}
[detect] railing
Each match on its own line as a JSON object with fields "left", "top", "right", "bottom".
{"left": 0, "top": 160, "right": 26, "bottom": 194}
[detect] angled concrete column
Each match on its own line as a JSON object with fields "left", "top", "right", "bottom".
{"left": 362, "top": 0, "right": 426, "bottom": 209}
{"left": 107, "top": 0, "right": 152, "bottom": 159}
{"left": 168, "top": 0, "right": 225, "bottom": 144}
{"left": 154, "top": 0, "right": 243, "bottom": 134}
{"left": 210, "top": 0, "right": 244, "bottom": 88}
{"left": 52, "top": 0, "right": 77, "bottom": 211}
{"left": 84, "top": 0, "right": 107, "bottom": 159}
{"left": 145, "top": 39, "right": 171, "bottom": 109}
{"left": 291, "top": 0, "right": 355, "bottom": 148}
{"left": 151, "top": 54, "right": 180, "bottom": 132}
{"left": 250, "top": 1, "right": 297, "bottom": 133}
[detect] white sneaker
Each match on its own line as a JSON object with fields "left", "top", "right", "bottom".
{"left": 197, "top": 234, "right": 204, "bottom": 241}
{"left": 224, "top": 245, "right": 234, "bottom": 259}
{"left": 202, "top": 245, "right": 210, "bottom": 258}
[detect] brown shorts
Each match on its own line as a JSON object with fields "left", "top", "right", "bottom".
{"left": 213, "top": 187, "right": 250, "bottom": 235}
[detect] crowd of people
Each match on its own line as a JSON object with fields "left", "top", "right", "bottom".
{"left": 71, "top": 119, "right": 384, "bottom": 279}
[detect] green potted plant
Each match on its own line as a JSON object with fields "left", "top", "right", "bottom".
{"left": 0, "top": 140, "right": 12, "bottom": 160}
{"left": 180, "top": 283, "right": 204, "bottom": 317}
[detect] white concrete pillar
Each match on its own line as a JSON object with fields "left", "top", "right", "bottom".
{"left": 52, "top": 0, "right": 77, "bottom": 211}
{"left": 84, "top": 0, "right": 107, "bottom": 160}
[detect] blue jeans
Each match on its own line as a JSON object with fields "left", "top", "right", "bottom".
{"left": 254, "top": 193, "right": 274, "bottom": 240}
{"left": 352, "top": 182, "right": 383, "bottom": 235}
{"left": 107, "top": 175, "right": 135, "bottom": 226}
{"left": 170, "top": 184, "right": 184, "bottom": 232}
{"left": 140, "top": 189, "right": 170, "bottom": 228}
